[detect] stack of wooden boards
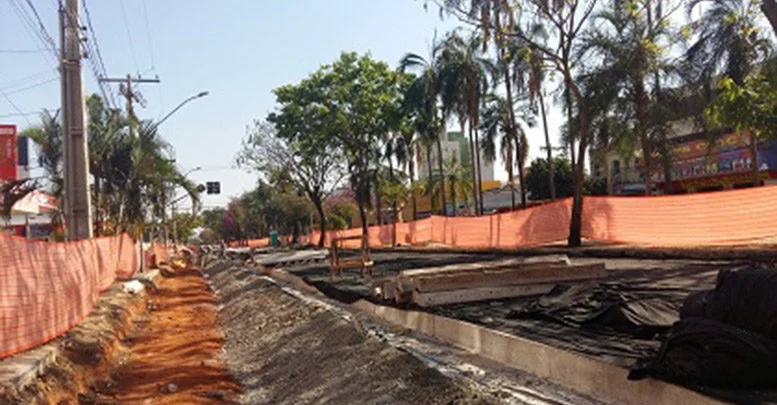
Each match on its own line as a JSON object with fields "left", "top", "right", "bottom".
{"left": 372, "top": 255, "right": 607, "bottom": 307}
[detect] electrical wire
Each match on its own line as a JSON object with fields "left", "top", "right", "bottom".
{"left": 7, "top": 0, "right": 58, "bottom": 66}
{"left": 0, "top": 88, "right": 33, "bottom": 126}
{"left": 1, "top": 77, "right": 59, "bottom": 96}
{"left": 118, "top": 0, "right": 140, "bottom": 74}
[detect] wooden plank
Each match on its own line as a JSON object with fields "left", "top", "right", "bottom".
{"left": 398, "top": 255, "right": 570, "bottom": 280}
{"left": 412, "top": 283, "right": 556, "bottom": 307}
{"left": 414, "top": 263, "right": 607, "bottom": 293}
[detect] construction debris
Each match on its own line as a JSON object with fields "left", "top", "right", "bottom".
{"left": 372, "top": 255, "right": 607, "bottom": 307}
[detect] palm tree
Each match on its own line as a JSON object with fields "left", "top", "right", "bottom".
{"left": 581, "top": 1, "right": 674, "bottom": 195}
{"left": 480, "top": 93, "right": 518, "bottom": 208}
{"left": 393, "top": 127, "right": 420, "bottom": 220}
{"left": 686, "top": 0, "right": 771, "bottom": 87}
{"left": 443, "top": 155, "right": 474, "bottom": 216}
{"left": 401, "top": 39, "right": 450, "bottom": 216}
{"left": 22, "top": 110, "right": 63, "bottom": 199}
{"left": 438, "top": 30, "right": 492, "bottom": 215}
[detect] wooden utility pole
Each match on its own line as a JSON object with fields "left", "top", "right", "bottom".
{"left": 98, "top": 75, "right": 160, "bottom": 137}
{"left": 60, "top": 0, "right": 93, "bottom": 240}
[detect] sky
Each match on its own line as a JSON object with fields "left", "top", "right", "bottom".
{"left": 2, "top": 0, "right": 565, "bottom": 209}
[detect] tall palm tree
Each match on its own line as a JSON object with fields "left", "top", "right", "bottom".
{"left": 393, "top": 127, "right": 420, "bottom": 220}
{"left": 481, "top": 93, "right": 518, "bottom": 209}
{"left": 443, "top": 155, "right": 474, "bottom": 216}
{"left": 438, "top": 30, "right": 492, "bottom": 215}
{"left": 581, "top": 1, "right": 675, "bottom": 195}
{"left": 686, "top": 0, "right": 771, "bottom": 87}
{"left": 401, "top": 42, "right": 449, "bottom": 215}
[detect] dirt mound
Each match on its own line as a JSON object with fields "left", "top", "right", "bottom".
{"left": 205, "top": 261, "right": 502, "bottom": 405}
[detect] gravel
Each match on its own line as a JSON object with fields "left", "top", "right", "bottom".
{"left": 204, "top": 260, "right": 504, "bottom": 405}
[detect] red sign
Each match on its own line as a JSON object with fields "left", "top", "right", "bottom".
{"left": 0, "top": 125, "right": 17, "bottom": 181}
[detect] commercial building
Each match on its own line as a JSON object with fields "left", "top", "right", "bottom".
{"left": 417, "top": 131, "right": 500, "bottom": 191}
{"left": 0, "top": 124, "right": 58, "bottom": 238}
{"left": 605, "top": 118, "right": 777, "bottom": 195}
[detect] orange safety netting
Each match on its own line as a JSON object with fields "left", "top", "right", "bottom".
{"left": 241, "top": 186, "right": 777, "bottom": 248}
{"left": 0, "top": 233, "right": 139, "bottom": 359}
{"left": 582, "top": 186, "right": 777, "bottom": 245}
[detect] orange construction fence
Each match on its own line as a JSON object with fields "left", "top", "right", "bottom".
{"left": 240, "top": 186, "right": 777, "bottom": 249}
{"left": 0, "top": 233, "right": 139, "bottom": 359}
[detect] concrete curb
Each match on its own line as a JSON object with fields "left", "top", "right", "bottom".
{"left": 264, "top": 267, "right": 729, "bottom": 405}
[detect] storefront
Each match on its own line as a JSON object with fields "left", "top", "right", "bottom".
{"left": 653, "top": 133, "right": 777, "bottom": 193}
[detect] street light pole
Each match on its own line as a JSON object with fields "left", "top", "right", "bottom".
{"left": 156, "top": 91, "right": 209, "bottom": 128}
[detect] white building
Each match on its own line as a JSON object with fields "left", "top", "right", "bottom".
{"left": 417, "top": 131, "right": 496, "bottom": 184}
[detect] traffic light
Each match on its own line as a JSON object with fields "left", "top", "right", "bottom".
{"left": 205, "top": 181, "right": 220, "bottom": 195}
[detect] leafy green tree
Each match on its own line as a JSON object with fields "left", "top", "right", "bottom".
{"left": 581, "top": 0, "right": 676, "bottom": 196}
{"left": 311, "top": 52, "right": 403, "bottom": 247}
{"left": 170, "top": 212, "right": 202, "bottom": 243}
{"left": 237, "top": 119, "right": 344, "bottom": 247}
{"left": 707, "top": 74, "right": 777, "bottom": 186}
{"left": 525, "top": 157, "right": 575, "bottom": 200}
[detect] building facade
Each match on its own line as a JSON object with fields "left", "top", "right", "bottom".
{"left": 417, "top": 131, "right": 499, "bottom": 189}
{"left": 605, "top": 119, "right": 777, "bottom": 195}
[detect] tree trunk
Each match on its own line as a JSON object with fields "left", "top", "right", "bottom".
{"left": 94, "top": 175, "right": 101, "bottom": 236}
{"left": 388, "top": 153, "right": 398, "bottom": 247}
{"left": 374, "top": 178, "right": 383, "bottom": 226}
{"left": 474, "top": 127, "right": 485, "bottom": 215}
{"left": 464, "top": 120, "right": 478, "bottom": 215}
{"left": 565, "top": 86, "right": 576, "bottom": 168}
{"left": 426, "top": 146, "right": 435, "bottom": 209}
{"left": 504, "top": 65, "right": 527, "bottom": 209}
{"left": 313, "top": 196, "right": 326, "bottom": 247}
{"left": 356, "top": 175, "right": 370, "bottom": 255}
{"left": 539, "top": 92, "right": 555, "bottom": 200}
{"left": 507, "top": 140, "right": 516, "bottom": 210}
{"left": 409, "top": 158, "right": 418, "bottom": 221}
{"left": 436, "top": 128, "right": 447, "bottom": 216}
{"left": 566, "top": 77, "right": 589, "bottom": 248}
{"left": 449, "top": 176, "right": 456, "bottom": 216}
{"left": 467, "top": 123, "right": 479, "bottom": 215}
{"left": 751, "top": 133, "right": 760, "bottom": 187}
{"left": 763, "top": 0, "right": 777, "bottom": 36}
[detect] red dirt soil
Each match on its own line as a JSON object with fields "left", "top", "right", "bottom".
{"left": 94, "top": 268, "right": 241, "bottom": 404}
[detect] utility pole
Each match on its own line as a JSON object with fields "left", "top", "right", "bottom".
{"left": 98, "top": 75, "right": 160, "bottom": 137}
{"left": 60, "top": 0, "right": 93, "bottom": 240}
{"left": 99, "top": 74, "right": 160, "bottom": 257}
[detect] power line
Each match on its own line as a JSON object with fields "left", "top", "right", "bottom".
{"left": 0, "top": 68, "right": 57, "bottom": 88}
{"left": 118, "top": 0, "right": 140, "bottom": 74}
{"left": 0, "top": 110, "right": 54, "bottom": 119}
{"left": 0, "top": 48, "right": 50, "bottom": 54}
{"left": 62, "top": 0, "right": 118, "bottom": 110}
{"left": 0, "top": 88, "right": 33, "bottom": 126}
{"left": 7, "top": 0, "right": 58, "bottom": 66}
{"left": 140, "top": 0, "right": 156, "bottom": 70}
{"left": 1, "top": 77, "right": 59, "bottom": 96}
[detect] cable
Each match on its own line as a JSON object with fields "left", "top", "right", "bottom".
{"left": 7, "top": 0, "right": 58, "bottom": 66}
{"left": 0, "top": 49, "right": 50, "bottom": 54}
{"left": 0, "top": 68, "right": 58, "bottom": 88}
{"left": 0, "top": 110, "right": 54, "bottom": 119}
{"left": 23, "top": 0, "right": 58, "bottom": 52}
{"left": 118, "top": 0, "right": 140, "bottom": 74}
{"left": 0, "top": 88, "right": 33, "bottom": 126}
{"left": 1, "top": 77, "right": 59, "bottom": 96}
{"left": 140, "top": 0, "right": 156, "bottom": 70}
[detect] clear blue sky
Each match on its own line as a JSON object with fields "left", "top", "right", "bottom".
{"left": 3, "top": 0, "right": 562, "bottom": 208}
